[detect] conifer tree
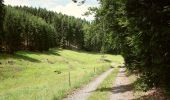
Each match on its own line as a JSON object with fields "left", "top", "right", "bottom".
{"left": 0, "top": 0, "right": 5, "bottom": 51}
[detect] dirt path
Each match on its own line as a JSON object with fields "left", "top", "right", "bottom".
{"left": 64, "top": 68, "right": 114, "bottom": 100}
{"left": 110, "top": 68, "right": 134, "bottom": 100}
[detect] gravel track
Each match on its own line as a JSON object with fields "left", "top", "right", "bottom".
{"left": 110, "top": 68, "right": 134, "bottom": 100}
{"left": 64, "top": 68, "right": 114, "bottom": 100}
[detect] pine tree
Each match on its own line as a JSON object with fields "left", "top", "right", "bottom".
{"left": 0, "top": 0, "right": 4, "bottom": 33}
{"left": 0, "top": 0, "right": 5, "bottom": 51}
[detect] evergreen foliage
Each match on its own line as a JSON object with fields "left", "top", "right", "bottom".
{"left": 86, "top": 0, "right": 170, "bottom": 90}
{"left": 3, "top": 7, "right": 57, "bottom": 53}
{"left": 15, "top": 6, "right": 86, "bottom": 49}
{"left": 1, "top": 6, "right": 87, "bottom": 53}
{"left": 0, "top": 0, "right": 5, "bottom": 51}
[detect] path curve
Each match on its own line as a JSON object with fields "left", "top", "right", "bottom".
{"left": 64, "top": 68, "right": 114, "bottom": 100}
{"left": 110, "top": 68, "right": 134, "bottom": 100}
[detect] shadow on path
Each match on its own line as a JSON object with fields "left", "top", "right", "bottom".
{"left": 95, "top": 83, "right": 133, "bottom": 94}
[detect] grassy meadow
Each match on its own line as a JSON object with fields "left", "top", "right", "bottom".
{"left": 0, "top": 48, "right": 123, "bottom": 100}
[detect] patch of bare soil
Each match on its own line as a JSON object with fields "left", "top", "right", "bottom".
{"left": 134, "top": 88, "right": 169, "bottom": 100}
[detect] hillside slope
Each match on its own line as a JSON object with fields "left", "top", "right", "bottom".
{"left": 0, "top": 48, "right": 123, "bottom": 100}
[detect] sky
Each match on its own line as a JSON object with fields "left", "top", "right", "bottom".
{"left": 4, "top": 0, "right": 99, "bottom": 21}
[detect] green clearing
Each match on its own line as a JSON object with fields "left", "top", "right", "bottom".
{"left": 0, "top": 48, "right": 123, "bottom": 100}
{"left": 88, "top": 68, "right": 119, "bottom": 100}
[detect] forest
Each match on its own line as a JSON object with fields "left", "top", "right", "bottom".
{"left": 0, "top": 5, "right": 87, "bottom": 53}
{"left": 0, "top": 0, "right": 170, "bottom": 99}
{"left": 80, "top": 0, "right": 170, "bottom": 91}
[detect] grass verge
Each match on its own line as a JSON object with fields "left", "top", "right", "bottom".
{"left": 88, "top": 68, "right": 119, "bottom": 100}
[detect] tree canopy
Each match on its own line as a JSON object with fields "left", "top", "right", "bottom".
{"left": 85, "top": 0, "right": 170, "bottom": 90}
{"left": 0, "top": 6, "right": 87, "bottom": 53}
{"left": 0, "top": 0, "right": 5, "bottom": 51}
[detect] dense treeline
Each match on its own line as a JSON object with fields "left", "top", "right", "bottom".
{"left": 126, "top": 0, "right": 170, "bottom": 89}
{"left": 86, "top": 0, "right": 170, "bottom": 90}
{"left": 83, "top": 21, "right": 115, "bottom": 53}
{"left": 15, "top": 6, "right": 86, "bottom": 49}
{"left": 2, "top": 7, "right": 57, "bottom": 53}
{"left": 0, "top": 0, "right": 5, "bottom": 51}
{"left": 0, "top": 0, "right": 4, "bottom": 33}
{"left": 0, "top": 6, "right": 87, "bottom": 53}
